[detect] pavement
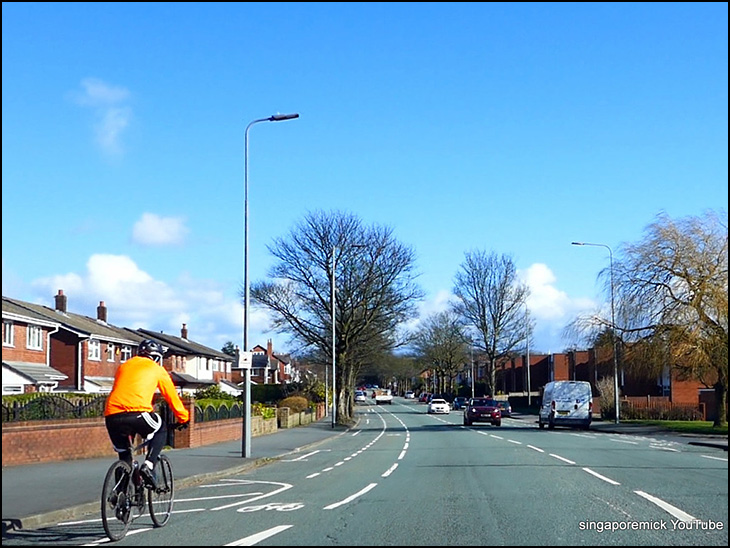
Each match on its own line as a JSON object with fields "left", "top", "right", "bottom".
{"left": 2, "top": 413, "right": 727, "bottom": 535}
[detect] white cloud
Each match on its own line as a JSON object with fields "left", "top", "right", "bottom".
{"left": 30, "top": 254, "right": 239, "bottom": 351}
{"left": 72, "top": 77, "right": 132, "bottom": 157}
{"left": 75, "top": 78, "right": 130, "bottom": 106}
{"left": 132, "top": 213, "right": 189, "bottom": 246}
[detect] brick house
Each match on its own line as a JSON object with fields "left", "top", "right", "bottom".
{"left": 493, "top": 348, "right": 709, "bottom": 415}
{"left": 2, "top": 291, "right": 232, "bottom": 395}
{"left": 136, "top": 324, "right": 233, "bottom": 393}
{"left": 231, "top": 339, "right": 295, "bottom": 385}
{"left": 2, "top": 297, "right": 68, "bottom": 394}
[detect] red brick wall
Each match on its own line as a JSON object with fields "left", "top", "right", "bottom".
{"left": 553, "top": 354, "right": 570, "bottom": 381}
{"left": 1, "top": 400, "right": 281, "bottom": 468}
{"left": 2, "top": 324, "right": 51, "bottom": 363}
{"left": 1, "top": 418, "right": 113, "bottom": 466}
{"left": 672, "top": 377, "right": 703, "bottom": 405}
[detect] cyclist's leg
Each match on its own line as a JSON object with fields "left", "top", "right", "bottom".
{"left": 105, "top": 413, "right": 136, "bottom": 465}
{"left": 138, "top": 412, "right": 165, "bottom": 466}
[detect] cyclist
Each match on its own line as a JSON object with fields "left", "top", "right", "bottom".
{"left": 104, "top": 339, "right": 190, "bottom": 488}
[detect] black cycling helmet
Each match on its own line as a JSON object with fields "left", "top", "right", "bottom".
{"left": 137, "top": 339, "right": 165, "bottom": 364}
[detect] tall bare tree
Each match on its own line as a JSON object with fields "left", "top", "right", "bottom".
{"left": 615, "top": 210, "right": 728, "bottom": 427}
{"left": 249, "top": 210, "right": 424, "bottom": 424}
{"left": 412, "top": 310, "right": 469, "bottom": 395}
{"left": 452, "top": 250, "right": 530, "bottom": 396}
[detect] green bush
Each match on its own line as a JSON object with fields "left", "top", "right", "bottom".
{"left": 253, "top": 402, "right": 277, "bottom": 419}
{"left": 278, "top": 396, "right": 309, "bottom": 413}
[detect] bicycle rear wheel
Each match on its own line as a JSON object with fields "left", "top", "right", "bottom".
{"left": 148, "top": 454, "right": 174, "bottom": 527}
{"left": 101, "top": 460, "right": 133, "bottom": 541}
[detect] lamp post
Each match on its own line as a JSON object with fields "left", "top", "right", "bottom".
{"left": 331, "top": 246, "right": 337, "bottom": 429}
{"left": 241, "top": 112, "right": 299, "bottom": 458}
{"left": 571, "top": 241, "right": 620, "bottom": 424}
{"left": 525, "top": 305, "right": 531, "bottom": 407}
{"left": 470, "top": 338, "right": 475, "bottom": 399}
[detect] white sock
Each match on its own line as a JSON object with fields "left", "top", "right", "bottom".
{"left": 144, "top": 460, "right": 154, "bottom": 470}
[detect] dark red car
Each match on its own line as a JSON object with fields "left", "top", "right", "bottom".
{"left": 463, "top": 397, "right": 502, "bottom": 427}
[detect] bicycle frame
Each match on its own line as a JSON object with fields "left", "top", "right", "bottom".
{"left": 101, "top": 431, "right": 176, "bottom": 541}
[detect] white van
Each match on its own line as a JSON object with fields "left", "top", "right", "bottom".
{"left": 538, "top": 380, "right": 593, "bottom": 430}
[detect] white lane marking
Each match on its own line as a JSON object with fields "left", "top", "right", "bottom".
{"left": 635, "top": 490, "right": 697, "bottom": 522}
{"left": 283, "top": 450, "right": 321, "bottom": 461}
{"left": 582, "top": 467, "right": 621, "bottom": 485}
{"left": 508, "top": 439, "right": 522, "bottom": 445}
{"left": 382, "top": 463, "right": 398, "bottom": 477}
{"left": 178, "top": 493, "right": 262, "bottom": 503}
{"left": 212, "top": 482, "right": 292, "bottom": 511}
{"left": 323, "top": 483, "right": 378, "bottom": 510}
{"left": 611, "top": 438, "right": 639, "bottom": 445}
{"left": 527, "top": 445, "right": 544, "bottom": 452}
{"left": 224, "top": 525, "right": 294, "bottom": 546}
{"left": 701, "top": 454, "right": 727, "bottom": 462}
{"left": 549, "top": 454, "right": 576, "bottom": 465}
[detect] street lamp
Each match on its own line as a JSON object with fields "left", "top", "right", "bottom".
{"left": 571, "top": 241, "right": 620, "bottom": 424}
{"left": 241, "top": 112, "right": 299, "bottom": 458}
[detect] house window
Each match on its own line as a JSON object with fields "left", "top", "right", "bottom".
{"left": 3, "top": 320, "right": 14, "bottom": 347}
{"left": 107, "top": 343, "right": 115, "bottom": 361}
{"left": 27, "top": 324, "right": 43, "bottom": 350}
{"left": 88, "top": 340, "right": 101, "bottom": 361}
{"left": 3, "top": 385, "right": 23, "bottom": 394}
{"left": 121, "top": 345, "right": 132, "bottom": 361}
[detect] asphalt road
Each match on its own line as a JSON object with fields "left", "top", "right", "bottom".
{"left": 2, "top": 400, "right": 727, "bottom": 546}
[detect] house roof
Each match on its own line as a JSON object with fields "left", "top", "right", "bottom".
{"left": 2, "top": 298, "right": 62, "bottom": 327}
{"left": 170, "top": 371, "right": 216, "bottom": 388}
{"left": 3, "top": 361, "right": 68, "bottom": 384}
{"left": 2, "top": 296, "right": 139, "bottom": 346}
{"left": 84, "top": 376, "right": 116, "bottom": 389}
{"left": 219, "top": 379, "right": 242, "bottom": 391}
{"left": 137, "top": 328, "right": 232, "bottom": 361}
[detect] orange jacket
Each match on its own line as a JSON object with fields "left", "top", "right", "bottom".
{"left": 104, "top": 355, "right": 190, "bottom": 423}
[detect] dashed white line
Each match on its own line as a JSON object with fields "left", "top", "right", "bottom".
{"left": 635, "top": 490, "right": 697, "bottom": 522}
{"left": 224, "top": 525, "right": 294, "bottom": 546}
{"left": 549, "top": 454, "right": 576, "bottom": 465}
{"left": 582, "top": 467, "right": 621, "bottom": 485}
{"left": 323, "top": 483, "right": 378, "bottom": 510}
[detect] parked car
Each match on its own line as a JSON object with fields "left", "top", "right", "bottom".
{"left": 463, "top": 397, "right": 501, "bottom": 426}
{"left": 355, "top": 390, "right": 367, "bottom": 404}
{"left": 404, "top": 390, "right": 415, "bottom": 399}
{"left": 418, "top": 392, "right": 431, "bottom": 403}
{"left": 427, "top": 398, "right": 450, "bottom": 414}
{"left": 452, "top": 396, "right": 468, "bottom": 410}
{"left": 496, "top": 400, "right": 512, "bottom": 417}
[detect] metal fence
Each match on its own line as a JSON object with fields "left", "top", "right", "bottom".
{"left": 2, "top": 395, "right": 243, "bottom": 424}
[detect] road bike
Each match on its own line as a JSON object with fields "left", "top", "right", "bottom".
{"left": 100, "top": 423, "right": 185, "bottom": 541}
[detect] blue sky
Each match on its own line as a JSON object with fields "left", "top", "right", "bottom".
{"left": 2, "top": 2, "right": 727, "bottom": 356}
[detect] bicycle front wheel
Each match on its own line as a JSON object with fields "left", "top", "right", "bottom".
{"left": 101, "top": 460, "right": 133, "bottom": 541}
{"left": 148, "top": 454, "right": 174, "bottom": 527}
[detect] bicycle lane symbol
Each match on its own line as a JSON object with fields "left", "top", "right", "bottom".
{"left": 205, "top": 479, "right": 303, "bottom": 513}
{"left": 238, "top": 502, "right": 304, "bottom": 513}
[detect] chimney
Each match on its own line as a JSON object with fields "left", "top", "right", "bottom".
{"left": 181, "top": 323, "right": 188, "bottom": 339}
{"left": 54, "top": 290, "right": 67, "bottom": 313}
{"left": 267, "top": 339, "right": 273, "bottom": 358}
{"left": 97, "top": 301, "right": 108, "bottom": 322}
